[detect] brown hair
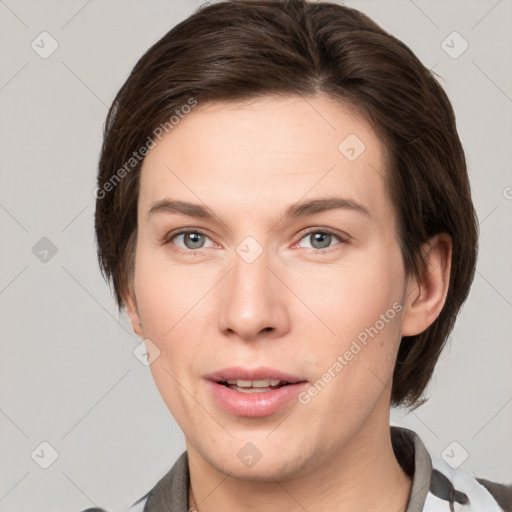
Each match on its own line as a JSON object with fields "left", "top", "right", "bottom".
{"left": 95, "top": 0, "right": 478, "bottom": 409}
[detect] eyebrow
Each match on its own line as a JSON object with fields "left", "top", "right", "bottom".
{"left": 148, "top": 196, "right": 370, "bottom": 221}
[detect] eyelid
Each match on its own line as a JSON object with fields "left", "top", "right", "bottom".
{"left": 293, "top": 227, "right": 351, "bottom": 252}
{"left": 161, "top": 227, "right": 211, "bottom": 245}
{"left": 161, "top": 227, "right": 218, "bottom": 255}
{"left": 297, "top": 226, "right": 351, "bottom": 242}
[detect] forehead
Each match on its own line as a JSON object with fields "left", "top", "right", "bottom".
{"left": 138, "top": 94, "right": 392, "bottom": 224}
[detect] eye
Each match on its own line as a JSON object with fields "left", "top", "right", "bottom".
{"left": 163, "top": 227, "right": 348, "bottom": 254}
{"left": 295, "top": 229, "right": 348, "bottom": 251}
{"left": 164, "top": 229, "right": 216, "bottom": 252}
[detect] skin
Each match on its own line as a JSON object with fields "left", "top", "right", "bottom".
{"left": 125, "top": 94, "right": 452, "bottom": 512}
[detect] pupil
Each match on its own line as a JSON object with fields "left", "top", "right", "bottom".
{"left": 311, "top": 232, "right": 330, "bottom": 249}
{"left": 186, "top": 233, "right": 205, "bottom": 249}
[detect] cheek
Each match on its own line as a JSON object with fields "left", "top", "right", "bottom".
{"left": 295, "top": 246, "right": 405, "bottom": 341}
{"left": 134, "top": 245, "right": 214, "bottom": 339}
{"left": 133, "top": 253, "right": 210, "bottom": 418}
{"left": 132, "top": 247, "right": 222, "bottom": 414}
{"left": 297, "top": 245, "right": 405, "bottom": 396}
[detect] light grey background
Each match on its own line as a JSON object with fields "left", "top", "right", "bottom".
{"left": 0, "top": 0, "right": 511, "bottom": 511}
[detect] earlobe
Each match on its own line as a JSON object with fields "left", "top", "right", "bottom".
{"left": 124, "top": 289, "right": 143, "bottom": 338}
{"left": 401, "top": 234, "right": 452, "bottom": 337}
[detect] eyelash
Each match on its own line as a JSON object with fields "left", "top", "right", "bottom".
{"left": 162, "top": 227, "right": 350, "bottom": 256}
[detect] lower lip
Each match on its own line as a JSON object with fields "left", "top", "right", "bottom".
{"left": 205, "top": 381, "right": 308, "bottom": 417}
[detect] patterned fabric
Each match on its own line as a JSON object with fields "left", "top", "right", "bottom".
{"left": 81, "top": 426, "right": 511, "bottom": 512}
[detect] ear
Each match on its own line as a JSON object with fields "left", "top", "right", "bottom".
{"left": 401, "top": 233, "right": 452, "bottom": 336}
{"left": 124, "top": 288, "right": 143, "bottom": 338}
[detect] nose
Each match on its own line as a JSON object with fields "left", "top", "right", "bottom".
{"left": 217, "top": 246, "right": 290, "bottom": 342}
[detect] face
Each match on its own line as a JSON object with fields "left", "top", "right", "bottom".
{"left": 127, "top": 94, "right": 411, "bottom": 480}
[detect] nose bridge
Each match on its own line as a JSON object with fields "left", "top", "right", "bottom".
{"left": 218, "top": 239, "right": 288, "bottom": 340}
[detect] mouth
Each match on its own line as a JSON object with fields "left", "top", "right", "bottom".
{"left": 204, "top": 367, "right": 308, "bottom": 417}
{"left": 217, "top": 378, "right": 294, "bottom": 393}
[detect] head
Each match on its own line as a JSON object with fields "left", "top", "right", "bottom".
{"left": 95, "top": 0, "right": 477, "bottom": 480}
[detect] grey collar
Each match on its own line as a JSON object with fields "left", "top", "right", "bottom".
{"left": 391, "top": 426, "right": 433, "bottom": 512}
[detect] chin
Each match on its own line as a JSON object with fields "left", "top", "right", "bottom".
{"left": 194, "top": 436, "right": 319, "bottom": 482}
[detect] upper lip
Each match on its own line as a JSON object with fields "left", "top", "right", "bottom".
{"left": 205, "top": 366, "right": 306, "bottom": 384}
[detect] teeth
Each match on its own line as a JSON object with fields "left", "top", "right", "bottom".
{"left": 224, "top": 378, "right": 283, "bottom": 387}
{"left": 235, "top": 387, "right": 271, "bottom": 393}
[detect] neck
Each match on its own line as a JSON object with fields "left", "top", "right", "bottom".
{"left": 187, "top": 419, "right": 412, "bottom": 512}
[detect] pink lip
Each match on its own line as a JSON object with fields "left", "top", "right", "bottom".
{"left": 204, "top": 366, "right": 308, "bottom": 417}
{"left": 204, "top": 366, "right": 304, "bottom": 383}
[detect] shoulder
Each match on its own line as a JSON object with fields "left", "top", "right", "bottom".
{"left": 426, "top": 450, "right": 512, "bottom": 511}
{"left": 392, "top": 426, "right": 511, "bottom": 512}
